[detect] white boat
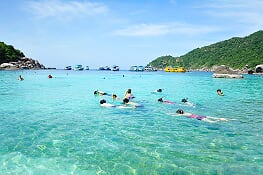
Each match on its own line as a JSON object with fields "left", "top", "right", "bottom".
{"left": 112, "top": 65, "right": 119, "bottom": 71}
{"left": 74, "top": 65, "right": 84, "bottom": 71}
{"left": 129, "top": 66, "right": 144, "bottom": 71}
{"left": 130, "top": 66, "right": 138, "bottom": 71}
{"left": 98, "top": 66, "right": 111, "bottom": 70}
{"left": 64, "top": 66, "right": 72, "bottom": 70}
{"left": 144, "top": 66, "right": 157, "bottom": 71}
{"left": 137, "top": 66, "right": 144, "bottom": 71}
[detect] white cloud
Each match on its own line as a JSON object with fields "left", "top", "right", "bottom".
{"left": 197, "top": 0, "right": 263, "bottom": 27}
{"left": 113, "top": 23, "right": 219, "bottom": 37}
{"left": 25, "top": 0, "right": 108, "bottom": 19}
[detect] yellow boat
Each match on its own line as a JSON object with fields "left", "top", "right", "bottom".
{"left": 164, "top": 67, "right": 186, "bottom": 72}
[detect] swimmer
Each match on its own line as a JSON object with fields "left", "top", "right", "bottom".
{"left": 112, "top": 94, "right": 120, "bottom": 100}
{"left": 121, "top": 98, "right": 143, "bottom": 108}
{"left": 174, "top": 109, "right": 229, "bottom": 123}
{"left": 94, "top": 90, "right": 110, "bottom": 96}
{"left": 217, "top": 89, "right": 224, "bottom": 96}
{"left": 124, "top": 89, "right": 135, "bottom": 99}
{"left": 180, "top": 98, "right": 195, "bottom": 107}
{"left": 18, "top": 75, "right": 24, "bottom": 81}
{"left": 100, "top": 99, "right": 115, "bottom": 107}
{"left": 48, "top": 74, "right": 53, "bottom": 79}
{"left": 158, "top": 97, "right": 175, "bottom": 104}
{"left": 152, "top": 88, "right": 163, "bottom": 94}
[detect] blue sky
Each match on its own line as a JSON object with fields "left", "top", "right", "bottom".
{"left": 1, "top": 0, "right": 263, "bottom": 69}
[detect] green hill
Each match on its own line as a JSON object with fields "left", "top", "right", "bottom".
{"left": 148, "top": 30, "right": 263, "bottom": 70}
{"left": 0, "top": 42, "right": 25, "bottom": 64}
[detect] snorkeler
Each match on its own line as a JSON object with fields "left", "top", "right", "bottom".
{"left": 112, "top": 94, "right": 120, "bottom": 100}
{"left": 180, "top": 98, "right": 195, "bottom": 107}
{"left": 158, "top": 97, "right": 175, "bottom": 104}
{"left": 152, "top": 89, "right": 163, "bottom": 93}
{"left": 174, "top": 109, "right": 229, "bottom": 123}
{"left": 100, "top": 99, "right": 115, "bottom": 107}
{"left": 124, "top": 89, "right": 135, "bottom": 99}
{"left": 217, "top": 89, "right": 224, "bottom": 96}
{"left": 94, "top": 90, "right": 110, "bottom": 96}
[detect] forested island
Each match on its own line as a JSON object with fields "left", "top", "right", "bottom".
{"left": 0, "top": 42, "right": 45, "bottom": 70}
{"left": 148, "top": 31, "right": 263, "bottom": 71}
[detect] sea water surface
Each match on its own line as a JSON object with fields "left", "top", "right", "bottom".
{"left": 0, "top": 70, "right": 262, "bottom": 174}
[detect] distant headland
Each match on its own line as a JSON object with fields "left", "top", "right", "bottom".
{"left": 0, "top": 42, "right": 45, "bottom": 70}
{"left": 147, "top": 30, "right": 263, "bottom": 73}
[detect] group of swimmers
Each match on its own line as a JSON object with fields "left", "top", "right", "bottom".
{"left": 95, "top": 88, "right": 141, "bottom": 108}
{"left": 95, "top": 88, "right": 229, "bottom": 123}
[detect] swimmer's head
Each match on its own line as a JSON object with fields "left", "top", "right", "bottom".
{"left": 112, "top": 94, "right": 117, "bottom": 99}
{"left": 100, "top": 99, "right": 106, "bottom": 104}
{"left": 157, "top": 89, "right": 162, "bottom": 92}
{"left": 181, "top": 98, "right": 188, "bottom": 103}
{"left": 94, "top": 90, "right": 98, "bottom": 95}
{"left": 217, "top": 89, "right": 222, "bottom": 92}
{"left": 126, "top": 89, "right": 131, "bottom": 93}
{"left": 158, "top": 98, "right": 163, "bottom": 102}
{"left": 176, "top": 109, "right": 184, "bottom": 114}
{"left": 123, "top": 98, "right": 129, "bottom": 104}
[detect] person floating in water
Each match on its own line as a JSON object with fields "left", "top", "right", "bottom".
{"left": 48, "top": 74, "right": 53, "bottom": 79}
{"left": 217, "top": 89, "right": 224, "bottom": 96}
{"left": 100, "top": 99, "right": 115, "bottom": 107}
{"left": 120, "top": 98, "right": 143, "bottom": 108}
{"left": 18, "top": 75, "right": 24, "bottom": 81}
{"left": 152, "top": 88, "right": 163, "bottom": 94}
{"left": 174, "top": 109, "right": 229, "bottom": 123}
{"left": 180, "top": 98, "right": 195, "bottom": 107}
{"left": 112, "top": 94, "right": 120, "bottom": 100}
{"left": 94, "top": 90, "right": 110, "bottom": 96}
{"left": 158, "top": 97, "right": 175, "bottom": 104}
{"left": 124, "top": 89, "right": 135, "bottom": 99}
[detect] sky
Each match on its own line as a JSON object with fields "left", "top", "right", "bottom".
{"left": 1, "top": 0, "right": 263, "bottom": 69}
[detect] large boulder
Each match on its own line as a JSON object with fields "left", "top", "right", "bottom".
{"left": 256, "top": 64, "right": 263, "bottom": 73}
{"left": 212, "top": 65, "right": 243, "bottom": 78}
{"left": 0, "top": 63, "right": 18, "bottom": 70}
{"left": 212, "top": 65, "right": 237, "bottom": 74}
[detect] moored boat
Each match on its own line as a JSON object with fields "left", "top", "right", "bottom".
{"left": 164, "top": 67, "right": 186, "bottom": 72}
{"left": 74, "top": 65, "right": 84, "bottom": 71}
{"left": 64, "top": 66, "right": 72, "bottom": 70}
{"left": 129, "top": 66, "right": 144, "bottom": 71}
{"left": 144, "top": 66, "right": 157, "bottom": 71}
{"left": 112, "top": 65, "right": 119, "bottom": 71}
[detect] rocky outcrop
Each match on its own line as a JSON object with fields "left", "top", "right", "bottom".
{"left": 255, "top": 64, "right": 263, "bottom": 73}
{"left": 212, "top": 65, "right": 243, "bottom": 78}
{"left": 0, "top": 57, "right": 45, "bottom": 70}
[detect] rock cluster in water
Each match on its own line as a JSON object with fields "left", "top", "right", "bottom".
{"left": 212, "top": 65, "right": 243, "bottom": 78}
{"left": 0, "top": 57, "right": 45, "bottom": 70}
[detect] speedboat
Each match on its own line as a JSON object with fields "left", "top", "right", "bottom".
{"left": 64, "top": 66, "right": 72, "bottom": 70}
{"left": 144, "top": 66, "right": 157, "bottom": 71}
{"left": 129, "top": 66, "right": 144, "bottom": 71}
{"left": 112, "top": 65, "right": 119, "bottom": 71}
{"left": 130, "top": 66, "right": 138, "bottom": 71}
{"left": 98, "top": 66, "right": 111, "bottom": 70}
{"left": 74, "top": 65, "right": 84, "bottom": 71}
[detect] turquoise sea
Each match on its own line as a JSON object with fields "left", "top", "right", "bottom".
{"left": 0, "top": 70, "right": 262, "bottom": 174}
